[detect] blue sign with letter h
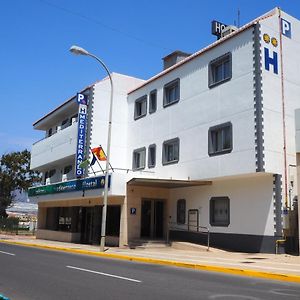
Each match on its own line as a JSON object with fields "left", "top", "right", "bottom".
{"left": 281, "top": 18, "right": 291, "bottom": 38}
{"left": 264, "top": 48, "right": 278, "bottom": 75}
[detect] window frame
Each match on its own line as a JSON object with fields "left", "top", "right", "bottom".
{"left": 210, "top": 196, "right": 230, "bottom": 227}
{"left": 162, "top": 137, "right": 180, "bottom": 165}
{"left": 134, "top": 95, "right": 147, "bottom": 120}
{"left": 132, "top": 147, "right": 146, "bottom": 170}
{"left": 208, "top": 52, "right": 232, "bottom": 88}
{"left": 149, "top": 90, "right": 157, "bottom": 114}
{"left": 163, "top": 78, "right": 180, "bottom": 107}
{"left": 177, "top": 199, "right": 186, "bottom": 225}
{"left": 148, "top": 144, "right": 156, "bottom": 168}
{"left": 208, "top": 122, "right": 233, "bottom": 156}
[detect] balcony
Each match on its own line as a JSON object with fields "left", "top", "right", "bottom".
{"left": 31, "top": 122, "right": 77, "bottom": 170}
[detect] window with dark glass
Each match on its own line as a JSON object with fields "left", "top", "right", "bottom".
{"left": 132, "top": 147, "right": 146, "bottom": 170}
{"left": 148, "top": 144, "right": 156, "bottom": 168}
{"left": 64, "top": 165, "right": 72, "bottom": 174}
{"left": 48, "top": 128, "right": 53, "bottom": 137}
{"left": 163, "top": 79, "right": 180, "bottom": 107}
{"left": 208, "top": 122, "right": 232, "bottom": 156}
{"left": 49, "top": 169, "right": 56, "bottom": 177}
{"left": 162, "top": 138, "right": 179, "bottom": 165}
{"left": 134, "top": 95, "right": 147, "bottom": 120}
{"left": 58, "top": 207, "right": 73, "bottom": 232}
{"left": 61, "top": 118, "right": 69, "bottom": 129}
{"left": 177, "top": 199, "right": 186, "bottom": 224}
{"left": 149, "top": 90, "right": 157, "bottom": 113}
{"left": 209, "top": 53, "right": 232, "bottom": 88}
{"left": 210, "top": 197, "right": 230, "bottom": 226}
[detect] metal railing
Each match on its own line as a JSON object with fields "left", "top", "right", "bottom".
{"left": 167, "top": 222, "right": 210, "bottom": 251}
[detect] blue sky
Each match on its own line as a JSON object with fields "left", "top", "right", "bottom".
{"left": 1, "top": 0, "right": 299, "bottom": 155}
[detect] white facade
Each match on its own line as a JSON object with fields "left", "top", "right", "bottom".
{"left": 295, "top": 108, "right": 300, "bottom": 253}
{"left": 29, "top": 8, "right": 300, "bottom": 253}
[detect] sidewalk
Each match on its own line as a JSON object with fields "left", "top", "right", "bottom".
{"left": 1, "top": 233, "right": 300, "bottom": 283}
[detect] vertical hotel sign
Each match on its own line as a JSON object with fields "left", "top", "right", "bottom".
{"left": 75, "top": 93, "right": 89, "bottom": 177}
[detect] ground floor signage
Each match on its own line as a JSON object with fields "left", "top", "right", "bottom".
{"left": 28, "top": 175, "right": 111, "bottom": 196}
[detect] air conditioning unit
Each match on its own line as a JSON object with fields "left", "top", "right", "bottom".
{"left": 72, "top": 117, "right": 77, "bottom": 124}
{"left": 221, "top": 25, "right": 238, "bottom": 38}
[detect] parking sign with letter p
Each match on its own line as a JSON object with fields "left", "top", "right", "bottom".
{"left": 281, "top": 18, "right": 291, "bottom": 38}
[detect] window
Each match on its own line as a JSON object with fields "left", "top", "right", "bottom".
{"left": 163, "top": 79, "right": 180, "bottom": 107}
{"left": 70, "top": 114, "right": 78, "bottom": 125}
{"left": 177, "top": 199, "right": 186, "bottom": 224}
{"left": 209, "top": 53, "right": 232, "bottom": 88}
{"left": 210, "top": 197, "right": 230, "bottom": 226}
{"left": 58, "top": 207, "right": 72, "bottom": 232}
{"left": 162, "top": 138, "right": 180, "bottom": 165}
{"left": 148, "top": 144, "right": 156, "bottom": 168}
{"left": 132, "top": 147, "right": 146, "bottom": 170}
{"left": 149, "top": 90, "right": 157, "bottom": 113}
{"left": 61, "top": 118, "right": 69, "bottom": 129}
{"left": 48, "top": 128, "right": 53, "bottom": 137}
{"left": 49, "top": 169, "right": 56, "bottom": 177}
{"left": 208, "top": 122, "right": 232, "bottom": 156}
{"left": 63, "top": 165, "right": 72, "bottom": 174}
{"left": 134, "top": 95, "right": 147, "bottom": 120}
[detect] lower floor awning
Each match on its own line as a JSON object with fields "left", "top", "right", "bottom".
{"left": 127, "top": 178, "right": 212, "bottom": 189}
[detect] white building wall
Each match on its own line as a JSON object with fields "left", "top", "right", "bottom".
{"left": 260, "top": 11, "right": 300, "bottom": 205}
{"left": 169, "top": 174, "right": 275, "bottom": 236}
{"left": 30, "top": 122, "right": 77, "bottom": 170}
{"left": 88, "top": 73, "right": 144, "bottom": 195}
{"left": 127, "top": 28, "right": 257, "bottom": 181}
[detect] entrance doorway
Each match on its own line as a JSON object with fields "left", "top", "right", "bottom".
{"left": 141, "top": 199, "right": 164, "bottom": 239}
{"left": 80, "top": 205, "right": 121, "bottom": 244}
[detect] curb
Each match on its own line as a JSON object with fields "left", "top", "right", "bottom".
{"left": 1, "top": 240, "right": 300, "bottom": 284}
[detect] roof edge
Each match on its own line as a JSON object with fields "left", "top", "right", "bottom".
{"left": 128, "top": 8, "right": 277, "bottom": 95}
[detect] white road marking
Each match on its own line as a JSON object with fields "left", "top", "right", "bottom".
{"left": 66, "top": 265, "right": 142, "bottom": 283}
{"left": 0, "top": 250, "right": 15, "bottom": 256}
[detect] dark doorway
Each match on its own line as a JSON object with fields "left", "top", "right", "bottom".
{"left": 80, "top": 205, "right": 121, "bottom": 245}
{"left": 80, "top": 207, "right": 93, "bottom": 244}
{"left": 141, "top": 199, "right": 164, "bottom": 239}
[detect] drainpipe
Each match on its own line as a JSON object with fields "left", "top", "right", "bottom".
{"left": 278, "top": 8, "right": 288, "bottom": 208}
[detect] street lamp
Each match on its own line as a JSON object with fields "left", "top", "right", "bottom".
{"left": 70, "top": 45, "right": 113, "bottom": 252}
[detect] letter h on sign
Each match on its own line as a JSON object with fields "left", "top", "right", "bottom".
{"left": 264, "top": 48, "right": 278, "bottom": 75}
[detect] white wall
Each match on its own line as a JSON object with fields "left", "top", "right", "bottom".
{"left": 127, "top": 28, "right": 257, "bottom": 181}
{"left": 296, "top": 109, "right": 300, "bottom": 153}
{"left": 31, "top": 122, "right": 77, "bottom": 170}
{"left": 169, "top": 174, "right": 275, "bottom": 236}
{"left": 89, "top": 73, "right": 144, "bottom": 170}
{"left": 260, "top": 11, "right": 300, "bottom": 205}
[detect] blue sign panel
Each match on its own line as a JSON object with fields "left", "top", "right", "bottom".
{"left": 264, "top": 47, "right": 278, "bottom": 74}
{"left": 211, "top": 20, "right": 227, "bottom": 38}
{"left": 77, "top": 93, "right": 89, "bottom": 105}
{"left": 75, "top": 103, "right": 88, "bottom": 177}
{"left": 281, "top": 18, "right": 291, "bottom": 38}
{"left": 130, "top": 208, "right": 137, "bottom": 215}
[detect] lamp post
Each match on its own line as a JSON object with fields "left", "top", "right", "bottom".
{"left": 70, "top": 45, "right": 113, "bottom": 252}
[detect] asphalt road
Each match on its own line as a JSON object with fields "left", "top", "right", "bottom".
{"left": 0, "top": 243, "right": 299, "bottom": 300}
